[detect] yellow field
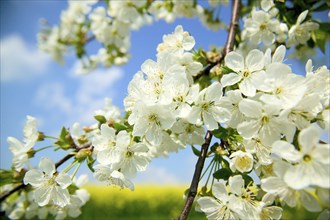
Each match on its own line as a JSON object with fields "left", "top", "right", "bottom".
{"left": 82, "top": 185, "right": 204, "bottom": 220}
{"left": 80, "top": 185, "right": 321, "bottom": 220}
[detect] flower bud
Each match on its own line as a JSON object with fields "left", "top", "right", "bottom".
{"left": 75, "top": 148, "right": 92, "bottom": 162}
{"left": 37, "top": 132, "right": 45, "bottom": 141}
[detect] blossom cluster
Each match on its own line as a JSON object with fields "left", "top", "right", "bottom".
{"left": 1, "top": 158, "right": 90, "bottom": 220}
{"left": 196, "top": 46, "right": 329, "bottom": 219}
{"left": 124, "top": 25, "right": 227, "bottom": 153}
{"left": 240, "top": 0, "right": 320, "bottom": 53}
{"left": 38, "top": 0, "right": 224, "bottom": 73}
{"left": 116, "top": 23, "right": 329, "bottom": 219}
{"left": 2, "top": 116, "right": 91, "bottom": 219}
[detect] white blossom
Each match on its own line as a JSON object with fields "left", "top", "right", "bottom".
{"left": 229, "top": 151, "right": 254, "bottom": 173}
{"left": 287, "top": 10, "right": 319, "bottom": 47}
{"left": 93, "top": 164, "right": 134, "bottom": 191}
{"left": 8, "top": 115, "right": 39, "bottom": 171}
{"left": 187, "top": 82, "right": 231, "bottom": 130}
{"left": 271, "top": 125, "right": 330, "bottom": 190}
{"left": 128, "top": 101, "right": 176, "bottom": 146}
{"left": 23, "top": 158, "right": 72, "bottom": 207}
{"left": 222, "top": 49, "right": 265, "bottom": 97}
{"left": 261, "top": 160, "right": 322, "bottom": 212}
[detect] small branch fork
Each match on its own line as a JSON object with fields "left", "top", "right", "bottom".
{"left": 178, "top": 0, "right": 241, "bottom": 219}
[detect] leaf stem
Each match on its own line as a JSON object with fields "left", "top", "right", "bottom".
{"left": 71, "top": 162, "right": 82, "bottom": 180}
{"left": 35, "top": 145, "right": 54, "bottom": 153}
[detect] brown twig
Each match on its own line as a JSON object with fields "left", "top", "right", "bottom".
{"left": 178, "top": 131, "right": 212, "bottom": 220}
{"left": 178, "top": 0, "right": 241, "bottom": 219}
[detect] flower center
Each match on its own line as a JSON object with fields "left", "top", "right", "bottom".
{"left": 259, "top": 23, "right": 267, "bottom": 30}
{"left": 303, "top": 154, "right": 312, "bottom": 162}
{"left": 275, "top": 87, "right": 283, "bottom": 95}
{"left": 148, "top": 114, "right": 161, "bottom": 126}
{"left": 125, "top": 150, "right": 134, "bottom": 158}
{"left": 242, "top": 69, "right": 251, "bottom": 78}
{"left": 185, "top": 125, "right": 193, "bottom": 133}
{"left": 261, "top": 116, "right": 269, "bottom": 124}
{"left": 236, "top": 156, "right": 252, "bottom": 170}
{"left": 48, "top": 177, "right": 56, "bottom": 185}
{"left": 175, "top": 95, "right": 184, "bottom": 102}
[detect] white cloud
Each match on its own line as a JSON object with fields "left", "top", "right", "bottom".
{"left": 0, "top": 35, "right": 50, "bottom": 82}
{"left": 75, "top": 68, "right": 123, "bottom": 105}
{"left": 34, "top": 67, "right": 124, "bottom": 126}
{"left": 35, "top": 82, "right": 73, "bottom": 114}
{"left": 135, "top": 165, "right": 183, "bottom": 185}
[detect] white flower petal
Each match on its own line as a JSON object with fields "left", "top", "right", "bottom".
{"left": 116, "top": 131, "right": 131, "bottom": 149}
{"left": 284, "top": 165, "right": 312, "bottom": 190}
{"left": 212, "top": 182, "right": 229, "bottom": 201}
{"left": 225, "top": 51, "right": 244, "bottom": 72}
{"left": 229, "top": 175, "right": 244, "bottom": 196}
{"left": 297, "top": 10, "right": 308, "bottom": 25}
{"left": 141, "top": 59, "right": 158, "bottom": 76}
{"left": 261, "top": 177, "right": 286, "bottom": 193}
{"left": 221, "top": 73, "right": 241, "bottom": 87}
{"left": 272, "top": 45, "right": 286, "bottom": 63}
{"left": 246, "top": 49, "right": 264, "bottom": 71}
{"left": 52, "top": 186, "right": 71, "bottom": 207}
{"left": 183, "top": 36, "right": 195, "bottom": 51}
{"left": 206, "top": 82, "right": 223, "bottom": 101}
{"left": 203, "top": 111, "right": 218, "bottom": 130}
{"left": 237, "top": 120, "right": 260, "bottom": 139}
{"left": 197, "top": 197, "right": 219, "bottom": 213}
{"left": 239, "top": 78, "right": 256, "bottom": 97}
{"left": 187, "top": 106, "right": 202, "bottom": 125}
{"left": 298, "top": 126, "right": 320, "bottom": 154}
{"left": 24, "top": 169, "right": 44, "bottom": 187}
{"left": 131, "top": 142, "right": 148, "bottom": 152}
{"left": 39, "top": 157, "right": 55, "bottom": 176}
{"left": 271, "top": 141, "right": 301, "bottom": 163}
{"left": 34, "top": 186, "right": 52, "bottom": 206}
{"left": 300, "top": 190, "right": 322, "bottom": 212}
{"left": 238, "top": 99, "right": 262, "bottom": 118}
{"left": 55, "top": 173, "right": 72, "bottom": 189}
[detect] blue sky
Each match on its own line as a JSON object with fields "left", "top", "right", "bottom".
{"left": 0, "top": 1, "right": 329, "bottom": 185}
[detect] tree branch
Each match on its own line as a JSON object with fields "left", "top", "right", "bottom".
{"left": 178, "top": 131, "right": 212, "bottom": 220}
{"left": 178, "top": 1, "right": 240, "bottom": 219}
{"left": 222, "top": 0, "right": 240, "bottom": 57}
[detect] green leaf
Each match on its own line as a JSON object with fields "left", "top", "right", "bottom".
{"left": 242, "top": 174, "right": 254, "bottom": 186}
{"left": 312, "top": 30, "right": 327, "bottom": 53}
{"left": 213, "top": 168, "right": 232, "bottom": 180}
{"left": 221, "top": 66, "right": 235, "bottom": 74}
{"left": 318, "top": 22, "right": 330, "bottom": 33}
{"left": 113, "top": 122, "right": 128, "bottom": 132}
{"left": 55, "top": 127, "right": 74, "bottom": 150}
{"left": 220, "top": 159, "right": 230, "bottom": 169}
{"left": 191, "top": 145, "right": 201, "bottom": 157}
{"left": 210, "top": 142, "right": 219, "bottom": 152}
{"left": 196, "top": 75, "right": 211, "bottom": 90}
{"left": 86, "top": 155, "right": 96, "bottom": 172}
{"left": 212, "top": 126, "right": 228, "bottom": 139}
{"left": 59, "top": 126, "right": 68, "bottom": 140}
{"left": 0, "top": 170, "right": 14, "bottom": 187}
{"left": 94, "top": 115, "right": 107, "bottom": 124}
